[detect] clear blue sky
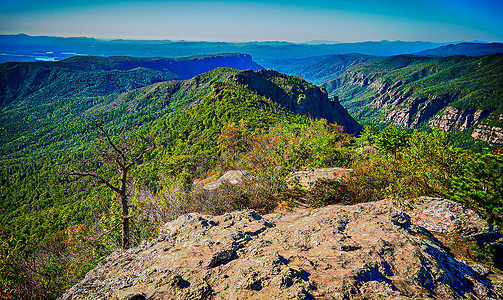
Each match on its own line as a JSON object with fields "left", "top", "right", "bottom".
{"left": 0, "top": 0, "right": 502, "bottom": 42}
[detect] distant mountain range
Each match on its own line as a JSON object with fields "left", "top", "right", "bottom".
{"left": 0, "top": 34, "right": 444, "bottom": 63}
{"left": 415, "top": 42, "right": 503, "bottom": 57}
{"left": 264, "top": 42, "right": 503, "bottom": 83}
{"left": 2, "top": 34, "right": 502, "bottom": 66}
{"left": 1, "top": 36, "right": 502, "bottom": 148}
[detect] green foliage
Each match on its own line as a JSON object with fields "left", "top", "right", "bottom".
{"left": 2, "top": 56, "right": 502, "bottom": 298}
{"left": 217, "top": 120, "right": 253, "bottom": 168}
{"left": 0, "top": 225, "right": 101, "bottom": 300}
{"left": 2, "top": 65, "right": 347, "bottom": 299}
{"left": 326, "top": 53, "right": 503, "bottom": 142}
{"left": 241, "top": 119, "right": 352, "bottom": 172}
{"left": 374, "top": 126, "right": 410, "bottom": 158}
{"left": 307, "top": 178, "right": 349, "bottom": 207}
{"left": 323, "top": 127, "right": 469, "bottom": 204}
{"left": 451, "top": 151, "right": 503, "bottom": 226}
{"left": 189, "top": 180, "right": 278, "bottom": 215}
{"left": 356, "top": 125, "right": 380, "bottom": 146}
{"left": 464, "top": 237, "right": 498, "bottom": 268}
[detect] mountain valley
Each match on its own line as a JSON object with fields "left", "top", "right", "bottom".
{"left": 1, "top": 44, "right": 502, "bottom": 299}
{"left": 267, "top": 52, "right": 503, "bottom": 147}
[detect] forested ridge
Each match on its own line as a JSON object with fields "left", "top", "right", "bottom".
{"left": 270, "top": 53, "right": 503, "bottom": 149}
{"left": 324, "top": 54, "right": 503, "bottom": 124}
{"left": 0, "top": 56, "right": 502, "bottom": 299}
{"left": 0, "top": 62, "right": 354, "bottom": 297}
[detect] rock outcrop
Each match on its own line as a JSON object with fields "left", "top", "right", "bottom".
{"left": 288, "top": 167, "right": 352, "bottom": 189}
{"left": 195, "top": 168, "right": 353, "bottom": 191}
{"left": 471, "top": 124, "right": 503, "bottom": 145}
{"left": 322, "top": 54, "right": 503, "bottom": 145}
{"left": 428, "top": 107, "right": 489, "bottom": 132}
{"left": 230, "top": 69, "right": 362, "bottom": 134}
{"left": 194, "top": 170, "right": 250, "bottom": 191}
{"left": 62, "top": 197, "right": 503, "bottom": 300}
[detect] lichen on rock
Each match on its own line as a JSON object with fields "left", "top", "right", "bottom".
{"left": 61, "top": 198, "right": 503, "bottom": 299}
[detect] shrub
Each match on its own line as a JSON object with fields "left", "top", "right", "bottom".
{"left": 306, "top": 178, "right": 349, "bottom": 207}
{"left": 189, "top": 179, "right": 277, "bottom": 215}
{"left": 374, "top": 126, "right": 410, "bottom": 159}
{"left": 451, "top": 151, "right": 503, "bottom": 227}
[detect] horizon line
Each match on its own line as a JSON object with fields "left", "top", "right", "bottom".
{"left": 1, "top": 33, "right": 500, "bottom": 45}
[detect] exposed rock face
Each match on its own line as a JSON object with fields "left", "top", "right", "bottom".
{"left": 471, "top": 124, "right": 503, "bottom": 145}
{"left": 62, "top": 197, "right": 503, "bottom": 300}
{"left": 230, "top": 69, "right": 362, "bottom": 134}
{"left": 195, "top": 168, "right": 353, "bottom": 191}
{"left": 288, "top": 167, "right": 352, "bottom": 189}
{"left": 321, "top": 54, "right": 503, "bottom": 145}
{"left": 428, "top": 106, "right": 489, "bottom": 132}
{"left": 405, "top": 197, "right": 500, "bottom": 237}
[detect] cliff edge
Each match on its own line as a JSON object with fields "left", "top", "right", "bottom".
{"left": 62, "top": 197, "right": 503, "bottom": 299}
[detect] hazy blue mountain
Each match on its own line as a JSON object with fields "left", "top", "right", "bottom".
{"left": 415, "top": 42, "right": 503, "bottom": 57}
{"left": 259, "top": 42, "right": 503, "bottom": 85}
{"left": 262, "top": 53, "right": 380, "bottom": 85}
{"left": 0, "top": 34, "right": 444, "bottom": 63}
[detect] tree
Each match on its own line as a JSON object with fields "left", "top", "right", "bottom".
{"left": 61, "top": 121, "right": 155, "bottom": 250}
{"left": 357, "top": 125, "right": 380, "bottom": 147}
{"left": 451, "top": 151, "right": 503, "bottom": 226}
{"left": 374, "top": 126, "right": 409, "bottom": 159}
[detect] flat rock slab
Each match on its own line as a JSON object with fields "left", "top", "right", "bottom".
{"left": 194, "top": 170, "right": 250, "bottom": 191}
{"left": 288, "top": 167, "right": 352, "bottom": 188}
{"left": 62, "top": 198, "right": 503, "bottom": 300}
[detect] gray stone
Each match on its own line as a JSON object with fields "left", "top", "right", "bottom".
{"left": 61, "top": 198, "right": 503, "bottom": 299}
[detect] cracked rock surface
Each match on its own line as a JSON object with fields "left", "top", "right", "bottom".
{"left": 61, "top": 197, "right": 503, "bottom": 299}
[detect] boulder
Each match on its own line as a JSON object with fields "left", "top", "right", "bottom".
{"left": 194, "top": 170, "right": 250, "bottom": 191}
{"left": 405, "top": 196, "right": 500, "bottom": 238}
{"left": 288, "top": 167, "right": 352, "bottom": 189}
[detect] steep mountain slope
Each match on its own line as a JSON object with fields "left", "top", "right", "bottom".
{"left": 416, "top": 42, "right": 503, "bottom": 57}
{"left": 0, "top": 67, "right": 242, "bottom": 158}
{"left": 0, "top": 66, "right": 359, "bottom": 254}
{"left": 0, "top": 65, "right": 360, "bottom": 159}
{"left": 229, "top": 69, "right": 361, "bottom": 134}
{"left": 322, "top": 54, "right": 503, "bottom": 145}
{"left": 0, "top": 53, "right": 262, "bottom": 107}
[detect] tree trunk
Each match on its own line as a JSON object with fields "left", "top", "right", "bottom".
{"left": 120, "top": 169, "right": 130, "bottom": 250}
{"left": 63, "top": 122, "right": 155, "bottom": 251}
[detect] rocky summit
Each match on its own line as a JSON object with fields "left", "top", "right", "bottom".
{"left": 62, "top": 197, "right": 503, "bottom": 299}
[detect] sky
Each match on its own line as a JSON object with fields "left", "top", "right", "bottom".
{"left": 0, "top": 0, "right": 502, "bottom": 43}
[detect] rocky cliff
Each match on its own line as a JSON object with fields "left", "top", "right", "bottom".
{"left": 231, "top": 69, "right": 362, "bottom": 134}
{"left": 62, "top": 197, "right": 503, "bottom": 299}
{"left": 322, "top": 54, "right": 503, "bottom": 145}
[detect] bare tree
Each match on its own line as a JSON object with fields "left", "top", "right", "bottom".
{"left": 61, "top": 121, "right": 155, "bottom": 250}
